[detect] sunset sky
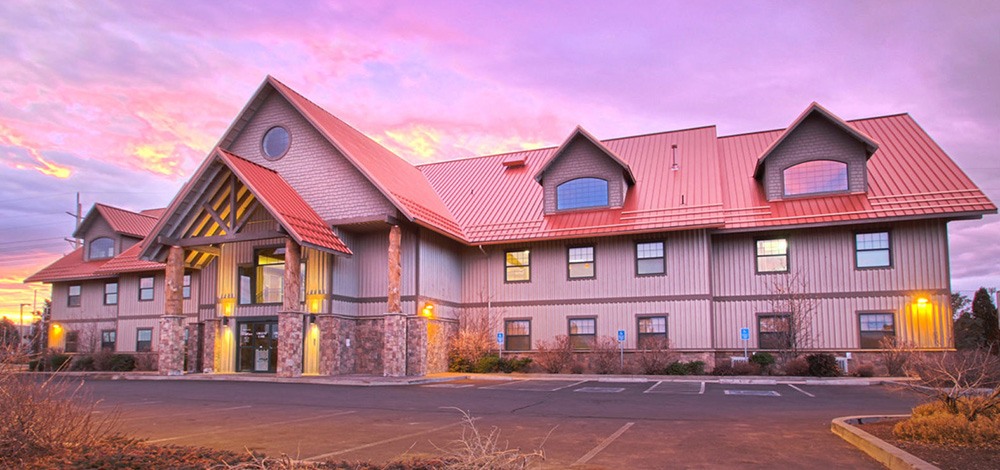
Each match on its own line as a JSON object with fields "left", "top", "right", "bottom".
{"left": 1, "top": 1, "right": 998, "bottom": 321}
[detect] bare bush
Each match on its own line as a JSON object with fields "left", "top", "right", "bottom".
{"left": 632, "top": 337, "right": 676, "bottom": 375}
{"left": 903, "top": 348, "right": 1000, "bottom": 421}
{"left": 439, "top": 409, "right": 544, "bottom": 469}
{"left": 768, "top": 273, "right": 818, "bottom": 362}
{"left": 450, "top": 299, "right": 501, "bottom": 367}
{"left": 533, "top": 336, "right": 574, "bottom": 373}
{"left": 590, "top": 336, "right": 622, "bottom": 374}
{"left": 878, "top": 336, "right": 915, "bottom": 376}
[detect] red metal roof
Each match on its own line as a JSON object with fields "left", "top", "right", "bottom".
{"left": 24, "top": 248, "right": 115, "bottom": 283}
{"left": 268, "top": 77, "right": 465, "bottom": 241}
{"left": 95, "top": 243, "right": 163, "bottom": 275}
{"left": 73, "top": 203, "right": 159, "bottom": 239}
{"left": 218, "top": 149, "right": 352, "bottom": 255}
{"left": 534, "top": 126, "right": 637, "bottom": 185}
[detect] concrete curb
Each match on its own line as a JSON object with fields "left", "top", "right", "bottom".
{"left": 831, "top": 415, "right": 938, "bottom": 470}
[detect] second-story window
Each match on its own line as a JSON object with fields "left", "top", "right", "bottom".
{"left": 505, "top": 250, "right": 531, "bottom": 282}
{"left": 756, "top": 238, "right": 789, "bottom": 273}
{"left": 636, "top": 241, "right": 665, "bottom": 275}
{"left": 855, "top": 232, "right": 891, "bottom": 269}
{"left": 567, "top": 246, "right": 595, "bottom": 279}
{"left": 182, "top": 274, "right": 192, "bottom": 299}
{"left": 67, "top": 285, "right": 81, "bottom": 307}
{"left": 139, "top": 276, "right": 154, "bottom": 301}
{"left": 104, "top": 282, "right": 118, "bottom": 305}
{"left": 557, "top": 178, "right": 609, "bottom": 210}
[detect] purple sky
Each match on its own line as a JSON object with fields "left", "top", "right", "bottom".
{"left": 1, "top": 1, "right": 998, "bottom": 319}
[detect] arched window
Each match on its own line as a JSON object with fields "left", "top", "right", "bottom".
{"left": 783, "top": 160, "right": 849, "bottom": 196}
{"left": 89, "top": 237, "right": 115, "bottom": 259}
{"left": 557, "top": 178, "right": 609, "bottom": 210}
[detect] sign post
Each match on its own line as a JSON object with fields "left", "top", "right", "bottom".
{"left": 617, "top": 329, "right": 626, "bottom": 370}
{"left": 739, "top": 327, "right": 750, "bottom": 359}
{"left": 497, "top": 332, "right": 504, "bottom": 359}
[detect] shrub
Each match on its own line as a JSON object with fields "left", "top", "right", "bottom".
{"left": 712, "top": 361, "right": 760, "bottom": 376}
{"left": 590, "top": 337, "right": 622, "bottom": 374}
{"left": 50, "top": 354, "right": 71, "bottom": 371}
{"left": 664, "top": 360, "right": 705, "bottom": 375}
{"left": 108, "top": 354, "right": 137, "bottom": 372}
{"left": 893, "top": 399, "right": 1000, "bottom": 446}
{"left": 749, "top": 352, "right": 775, "bottom": 374}
{"left": 852, "top": 364, "right": 876, "bottom": 378}
{"left": 805, "top": 353, "right": 840, "bottom": 377}
{"left": 133, "top": 353, "right": 156, "bottom": 371}
{"left": 782, "top": 357, "right": 810, "bottom": 376}
{"left": 533, "top": 335, "right": 575, "bottom": 373}
{"left": 70, "top": 355, "right": 95, "bottom": 371}
{"left": 449, "top": 351, "right": 475, "bottom": 372}
{"left": 633, "top": 337, "right": 676, "bottom": 375}
{"left": 879, "top": 337, "right": 914, "bottom": 376}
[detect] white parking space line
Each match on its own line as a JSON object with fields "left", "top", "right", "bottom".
{"left": 787, "top": 384, "right": 815, "bottom": 397}
{"left": 552, "top": 380, "right": 588, "bottom": 391}
{"left": 642, "top": 380, "right": 663, "bottom": 393}
{"left": 478, "top": 380, "right": 528, "bottom": 390}
{"left": 699, "top": 381, "right": 706, "bottom": 395}
{"left": 573, "top": 422, "right": 634, "bottom": 465}
{"left": 147, "top": 410, "right": 355, "bottom": 443}
{"left": 302, "top": 418, "right": 476, "bottom": 462}
{"left": 117, "top": 404, "right": 252, "bottom": 423}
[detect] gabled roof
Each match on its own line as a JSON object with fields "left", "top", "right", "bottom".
{"left": 141, "top": 148, "right": 352, "bottom": 262}
{"left": 95, "top": 244, "right": 163, "bottom": 275}
{"left": 752, "top": 102, "right": 880, "bottom": 179}
{"left": 24, "top": 247, "right": 115, "bottom": 283}
{"left": 218, "top": 76, "right": 464, "bottom": 241}
{"left": 533, "top": 126, "right": 636, "bottom": 185}
{"left": 73, "top": 203, "right": 159, "bottom": 239}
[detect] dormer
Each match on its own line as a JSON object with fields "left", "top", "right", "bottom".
{"left": 534, "top": 127, "right": 636, "bottom": 214}
{"left": 754, "top": 103, "right": 878, "bottom": 201}
{"left": 73, "top": 204, "right": 158, "bottom": 262}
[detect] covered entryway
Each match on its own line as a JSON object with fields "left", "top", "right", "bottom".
{"left": 238, "top": 319, "right": 278, "bottom": 372}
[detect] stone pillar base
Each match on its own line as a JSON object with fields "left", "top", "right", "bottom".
{"left": 157, "top": 315, "right": 185, "bottom": 376}
{"left": 203, "top": 319, "right": 219, "bottom": 374}
{"left": 407, "top": 316, "right": 428, "bottom": 376}
{"left": 277, "top": 311, "right": 304, "bottom": 378}
{"left": 383, "top": 313, "right": 406, "bottom": 377}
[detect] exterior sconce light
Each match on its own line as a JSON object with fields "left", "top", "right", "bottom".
{"left": 306, "top": 293, "right": 325, "bottom": 314}
{"left": 308, "top": 314, "right": 317, "bottom": 324}
{"left": 421, "top": 302, "right": 434, "bottom": 318}
{"left": 51, "top": 323, "right": 62, "bottom": 332}
{"left": 220, "top": 296, "right": 236, "bottom": 317}
{"left": 916, "top": 297, "right": 929, "bottom": 305}
{"left": 222, "top": 317, "right": 230, "bottom": 326}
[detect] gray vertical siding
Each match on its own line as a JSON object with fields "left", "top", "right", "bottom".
{"left": 417, "top": 229, "right": 462, "bottom": 320}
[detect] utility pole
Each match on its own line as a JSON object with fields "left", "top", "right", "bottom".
{"left": 64, "top": 192, "right": 82, "bottom": 249}
{"left": 19, "top": 303, "right": 30, "bottom": 348}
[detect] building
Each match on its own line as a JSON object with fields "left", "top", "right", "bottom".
{"left": 27, "top": 76, "right": 996, "bottom": 376}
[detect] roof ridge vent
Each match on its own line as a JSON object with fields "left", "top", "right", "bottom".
{"left": 502, "top": 154, "right": 527, "bottom": 168}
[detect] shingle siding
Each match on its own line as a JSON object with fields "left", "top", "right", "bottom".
{"left": 762, "top": 114, "right": 868, "bottom": 200}
{"left": 541, "top": 137, "right": 628, "bottom": 214}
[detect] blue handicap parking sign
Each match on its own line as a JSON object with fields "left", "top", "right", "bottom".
{"left": 617, "top": 330, "right": 626, "bottom": 342}
{"left": 497, "top": 332, "right": 504, "bottom": 344}
{"left": 740, "top": 328, "right": 750, "bottom": 341}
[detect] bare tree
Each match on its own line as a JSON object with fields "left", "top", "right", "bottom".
{"left": 903, "top": 347, "right": 1000, "bottom": 421}
{"left": 768, "top": 273, "right": 818, "bottom": 362}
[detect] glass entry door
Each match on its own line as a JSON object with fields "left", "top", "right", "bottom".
{"left": 237, "top": 321, "right": 278, "bottom": 372}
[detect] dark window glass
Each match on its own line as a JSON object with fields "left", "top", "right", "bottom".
{"left": 139, "top": 276, "right": 154, "bottom": 301}
{"left": 568, "top": 246, "right": 595, "bottom": 279}
{"left": 89, "top": 237, "right": 115, "bottom": 259}
{"left": 262, "top": 126, "right": 290, "bottom": 160}
{"left": 505, "top": 320, "right": 531, "bottom": 351}
{"left": 505, "top": 250, "right": 530, "bottom": 282}
{"left": 101, "top": 330, "right": 116, "bottom": 351}
{"left": 856, "top": 232, "right": 891, "bottom": 268}
{"left": 569, "top": 318, "right": 596, "bottom": 350}
{"left": 68, "top": 285, "right": 81, "bottom": 307}
{"left": 756, "top": 239, "right": 788, "bottom": 273}
{"left": 182, "top": 274, "right": 192, "bottom": 299}
{"left": 783, "top": 160, "right": 848, "bottom": 196}
{"left": 859, "top": 313, "right": 895, "bottom": 349}
{"left": 557, "top": 178, "right": 609, "bottom": 210}
{"left": 104, "top": 282, "right": 118, "bottom": 305}
{"left": 636, "top": 241, "right": 665, "bottom": 275}
{"left": 758, "top": 315, "right": 790, "bottom": 349}
{"left": 64, "top": 331, "right": 79, "bottom": 353}
{"left": 637, "top": 316, "right": 667, "bottom": 348}
{"left": 136, "top": 328, "right": 153, "bottom": 352}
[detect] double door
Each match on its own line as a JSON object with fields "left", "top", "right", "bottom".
{"left": 238, "top": 321, "right": 278, "bottom": 372}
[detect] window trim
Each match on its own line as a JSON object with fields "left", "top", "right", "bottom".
{"left": 854, "top": 230, "right": 893, "bottom": 270}
{"left": 64, "top": 330, "right": 79, "bottom": 353}
{"left": 136, "top": 327, "right": 153, "bottom": 353}
{"left": 88, "top": 237, "right": 116, "bottom": 260}
{"left": 567, "top": 316, "right": 597, "bottom": 350}
{"left": 634, "top": 240, "right": 666, "bottom": 277}
{"left": 67, "top": 284, "right": 82, "bottom": 307}
{"left": 239, "top": 246, "right": 292, "bottom": 305}
{"left": 261, "top": 125, "right": 291, "bottom": 161}
{"left": 754, "top": 237, "right": 790, "bottom": 274}
{"left": 566, "top": 245, "right": 596, "bottom": 280}
{"left": 138, "top": 276, "right": 155, "bottom": 302}
{"left": 503, "top": 318, "right": 532, "bottom": 351}
{"left": 636, "top": 314, "right": 668, "bottom": 348}
{"left": 756, "top": 313, "right": 791, "bottom": 350}
{"left": 858, "top": 311, "right": 896, "bottom": 349}
{"left": 781, "top": 159, "right": 850, "bottom": 198}
{"left": 504, "top": 249, "right": 531, "bottom": 283}
{"left": 100, "top": 329, "right": 116, "bottom": 352}
{"left": 556, "top": 177, "right": 610, "bottom": 211}
{"left": 103, "top": 282, "right": 118, "bottom": 305}
{"left": 182, "top": 273, "right": 192, "bottom": 299}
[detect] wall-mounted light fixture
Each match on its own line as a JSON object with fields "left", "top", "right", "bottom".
{"left": 308, "top": 314, "right": 317, "bottom": 324}
{"left": 307, "top": 293, "right": 325, "bottom": 314}
{"left": 222, "top": 317, "right": 230, "bottom": 326}
{"left": 421, "top": 302, "right": 434, "bottom": 318}
{"left": 220, "top": 296, "right": 236, "bottom": 317}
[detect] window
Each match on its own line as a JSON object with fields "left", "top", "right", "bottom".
{"left": 182, "top": 274, "right": 192, "bottom": 299}
{"left": 239, "top": 248, "right": 304, "bottom": 304}
{"left": 67, "top": 285, "right": 81, "bottom": 307}
{"left": 262, "top": 126, "right": 290, "bottom": 160}
{"left": 504, "top": 250, "right": 531, "bottom": 282}
{"left": 758, "top": 315, "right": 790, "bottom": 349}
{"left": 101, "top": 330, "right": 116, "bottom": 351}
{"left": 104, "top": 282, "right": 118, "bottom": 305}
{"left": 139, "top": 276, "right": 154, "bottom": 301}
{"left": 504, "top": 320, "right": 531, "bottom": 351}
{"left": 636, "top": 241, "right": 665, "bottom": 275}
{"left": 136, "top": 328, "right": 153, "bottom": 352}
{"left": 64, "top": 331, "right": 79, "bottom": 353}
{"left": 637, "top": 316, "right": 668, "bottom": 348}
{"left": 89, "top": 237, "right": 115, "bottom": 259}
{"left": 568, "top": 318, "right": 596, "bottom": 350}
{"left": 756, "top": 238, "right": 788, "bottom": 273}
{"left": 567, "top": 246, "right": 595, "bottom": 279}
{"left": 783, "top": 160, "right": 848, "bottom": 196}
{"left": 856, "top": 232, "right": 891, "bottom": 269}
{"left": 859, "top": 313, "right": 895, "bottom": 349}
{"left": 557, "top": 178, "right": 609, "bottom": 210}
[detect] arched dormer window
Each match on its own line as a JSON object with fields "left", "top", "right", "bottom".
{"left": 557, "top": 178, "right": 609, "bottom": 210}
{"left": 89, "top": 237, "right": 115, "bottom": 259}
{"left": 783, "top": 160, "right": 848, "bottom": 197}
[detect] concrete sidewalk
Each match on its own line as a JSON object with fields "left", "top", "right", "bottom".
{"left": 22, "top": 370, "right": 917, "bottom": 387}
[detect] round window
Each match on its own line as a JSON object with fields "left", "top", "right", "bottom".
{"left": 262, "top": 126, "right": 290, "bottom": 160}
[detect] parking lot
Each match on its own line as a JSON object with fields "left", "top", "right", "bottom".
{"left": 85, "top": 378, "right": 919, "bottom": 469}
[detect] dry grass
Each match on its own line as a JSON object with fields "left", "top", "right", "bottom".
{"left": 894, "top": 399, "right": 1000, "bottom": 447}
{"left": 435, "top": 409, "right": 545, "bottom": 470}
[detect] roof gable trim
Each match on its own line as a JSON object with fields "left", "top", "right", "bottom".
{"left": 533, "top": 126, "right": 637, "bottom": 185}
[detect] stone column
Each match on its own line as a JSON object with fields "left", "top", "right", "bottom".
{"left": 158, "top": 245, "right": 186, "bottom": 375}
{"left": 203, "top": 319, "right": 219, "bottom": 374}
{"left": 277, "top": 239, "right": 303, "bottom": 377}
{"left": 317, "top": 314, "right": 337, "bottom": 376}
{"left": 383, "top": 225, "right": 406, "bottom": 377}
{"left": 407, "top": 316, "right": 428, "bottom": 376}
{"left": 185, "top": 323, "right": 199, "bottom": 373}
